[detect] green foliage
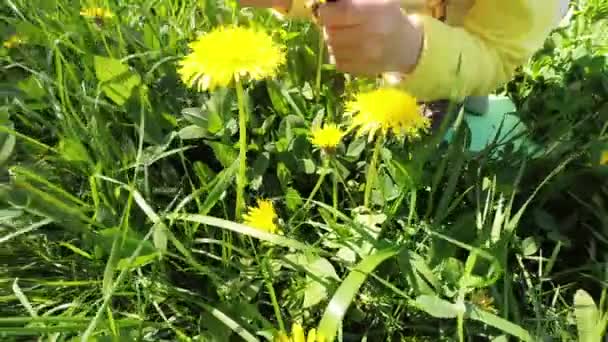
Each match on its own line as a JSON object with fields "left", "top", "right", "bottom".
{"left": 0, "top": 0, "right": 606, "bottom": 341}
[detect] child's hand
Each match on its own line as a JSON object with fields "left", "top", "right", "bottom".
{"left": 317, "top": 0, "right": 423, "bottom": 76}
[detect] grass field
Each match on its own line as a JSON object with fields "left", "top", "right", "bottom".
{"left": 1, "top": 0, "right": 607, "bottom": 341}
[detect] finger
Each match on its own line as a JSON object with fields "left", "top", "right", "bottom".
{"left": 317, "top": 0, "right": 364, "bottom": 28}
{"left": 324, "top": 24, "right": 364, "bottom": 48}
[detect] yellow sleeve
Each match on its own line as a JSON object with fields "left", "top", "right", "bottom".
{"left": 398, "top": 1, "right": 562, "bottom": 101}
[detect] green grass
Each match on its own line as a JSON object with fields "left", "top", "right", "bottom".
{"left": 1, "top": 0, "right": 607, "bottom": 341}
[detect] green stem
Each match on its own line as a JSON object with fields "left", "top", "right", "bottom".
{"left": 248, "top": 238, "right": 285, "bottom": 332}
{"left": 305, "top": 157, "right": 330, "bottom": 208}
{"left": 287, "top": 157, "right": 329, "bottom": 226}
{"left": 315, "top": 33, "right": 325, "bottom": 99}
{"left": 264, "top": 260, "right": 285, "bottom": 332}
{"left": 235, "top": 77, "right": 248, "bottom": 220}
{"left": 364, "top": 134, "right": 384, "bottom": 208}
{"left": 332, "top": 166, "right": 338, "bottom": 213}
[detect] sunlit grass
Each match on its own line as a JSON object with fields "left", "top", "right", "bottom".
{"left": 0, "top": 0, "right": 606, "bottom": 341}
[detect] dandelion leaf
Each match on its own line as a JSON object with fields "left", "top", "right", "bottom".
{"left": 94, "top": 56, "right": 142, "bottom": 106}
{"left": 574, "top": 289, "right": 600, "bottom": 342}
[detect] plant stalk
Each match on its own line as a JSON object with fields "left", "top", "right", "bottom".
{"left": 364, "top": 134, "right": 384, "bottom": 208}
{"left": 316, "top": 32, "right": 325, "bottom": 99}
{"left": 235, "top": 77, "right": 248, "bottom": 220}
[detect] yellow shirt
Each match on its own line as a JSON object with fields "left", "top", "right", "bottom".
{"left": 278, "top": 0, "right": 567, "bottom": 101}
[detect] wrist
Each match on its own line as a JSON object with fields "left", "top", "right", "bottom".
{"left": 398, "top": 14, "right": 424, "bottom": 74}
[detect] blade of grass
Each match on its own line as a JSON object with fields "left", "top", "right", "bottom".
{"left": 0, "top": 218, "right": 52, "bottom": 245}
{"left": 170, "top": 287, "right": 259, "bottom": 342}
{"left": 317, "top": 246, "right": 401, "bottom": 342}
{"left": 171, "top": 214, "right": 312, "bottom": 252}
{"left": 12, "top": 278, "right": 37, "bottom": 318}
{"left": 81, "top": 228, "right": 155, "bottom": 341}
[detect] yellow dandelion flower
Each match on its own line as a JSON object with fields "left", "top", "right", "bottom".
{"left": 345, "top": 88, "right": 430, "bottom": 141}
{"left": 178, "top": 26, "right": 286, "bottom": 91}
{"left": 310, "top": 124, "right": 343, "bottom": 151}
{"left": 80, "top": 7, "right": 115, "bottom": 20}
{"left": 243, "top": 199, "right": 279, "bottom": 234}
{"left": 274, "top": 323, "right": 325, "bottom": 342}
{"left": 3, "top": 34, "right": 26, "bottom": 49}
{"left": 601, "top": 150, "right": 608, "bottom": 165}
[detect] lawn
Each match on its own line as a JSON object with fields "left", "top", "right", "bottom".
{"left": 1, "top": 0, "right": 607, "bottom": 341}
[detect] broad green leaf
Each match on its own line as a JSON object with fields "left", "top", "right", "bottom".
{"left": 250, "top": 152, "right": 270, "bottom": 191}
{"left": 17, "top": 75, "right": 45, "bottom": 100}
{"left": 397, "top": 249, "right": 435, "bottom": 296}
{"left": 408, "top": 251, "right": 441, "bottom": 292}
{"left": 285, "top": 254, "right": 340, "bottom": 281}
{"left": 317, "top": 246, "right": 401, "bottom": 342}
{"left": 96, "top": 228, "right": 157, "bottom": 259}
{"left": 58, "top": 138, "right": 90, "bottom": 163}
{"left": 205, "top": 88, "right": 236, "bottom": 135}
{"left": 574, "top": 289, "right": 599, "bottom": 342}
{"left": 414, "top": 295, "right": 460, "bottom": 319}
{"left": 428, "top": 212, "right": 477, "bottom": 267}
{"left": 521, "top": 236, "right": 540, "bottom": 256}
{"left": 143, "top": 23, "right": 161, "bottom": 50}
{"left": 465, "top": 304, "right": 533, "bottom": 342}
{"left": 491, "top": 336, "right": 509, "bottom": 342}
{"left": 182, "top": 107, "right": 208, "bottom": 128}
{"left": 346, "top": 138, "right": 366, "bottom": 158}
{"left": 208, "top": 141, "right": 238, "bottom": 169}
{"left": 266, "top": 80, "right": 290, "bottom": 115}
{"left": 198, "top": 159, "right": 238, "bottom": 216}
{"left": 94, "top": 56, "right": 142, "bottom": 106}
{"left": 301, "top": 159, "right": 316, "bottom": 174}
{"left": 441, "top": 257, "right": 465, "bottom": 287}
{"left": 116, "top": 253, "right": 160, "bottom": 271}
{"left": 285, "top": 187, "right": 303, "bottom": 211}
{"left": 303, "top": 277, "right": 328, "bottom": 309}
{"left": 353, "top": 210, "right": 385, "bottom": 240}
{"left": 178, "top": 125, "right": 208, "bottom": 140}
{"left": 277, "top": 162, "right": 292, "bottom": 190}
{"left": 207, "top": 109, "right": 225, "bottom": 135}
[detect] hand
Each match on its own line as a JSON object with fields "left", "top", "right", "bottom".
{"left": 317, "top": 0, "right": 424, "bottom": 76}
{"left": 239, "top": 0, "right": 291, "bottom": 12}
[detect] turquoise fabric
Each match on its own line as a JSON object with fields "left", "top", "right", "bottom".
{"left": 445, "top": 95, "right": 541, "bottom": 155}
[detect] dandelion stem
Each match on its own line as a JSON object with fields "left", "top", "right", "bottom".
{"left": 304, "top": 157, "right": 330, "bottom": 209}
{"left": 364, "top": 134, "right": 384, "bottom": 208}
{"left": 248, "top": 238, "right": 285, "bottom": 332}
{"left": 287, "top": 157, "right": 330, "bottom": 226}
{"left": 264, "top": 260, "right": 285, "bottom": 332}
{"left": 235, "top": 77, "right": 248, "bottom": 220}
{"left": 315, "top": 32, "right": 325, "bottom": 99}
{"left": 332, "top": 164, "right": 338, "bottom": 214}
